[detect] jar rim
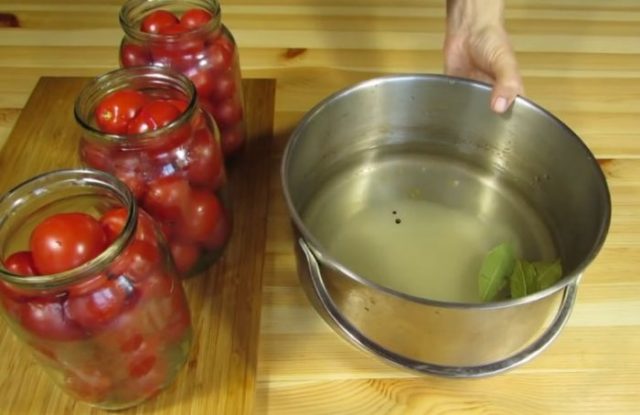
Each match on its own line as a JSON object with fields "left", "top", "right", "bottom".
{"left": 73, "top": 65, "right": 198, "bottom": 146}
{"left": 0, "top": 169, "right": 137, "bottom": 289}
{"left": 119, "top": 0, "right": 222, "bottom": 42}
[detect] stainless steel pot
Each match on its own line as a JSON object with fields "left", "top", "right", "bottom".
{"left": 281, "top": 74, "right": 611, "bottom": 377}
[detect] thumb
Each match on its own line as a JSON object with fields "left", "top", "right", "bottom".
{"left": 490, "top": 52, "right": 524, "bottom": 113}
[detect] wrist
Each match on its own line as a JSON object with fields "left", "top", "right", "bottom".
{"left": 446, "top": 0, "right": 505, "bottom": 34}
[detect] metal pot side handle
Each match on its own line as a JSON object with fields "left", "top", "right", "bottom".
{"left": 298, "top": 237, "right": 578, "bottom": 378}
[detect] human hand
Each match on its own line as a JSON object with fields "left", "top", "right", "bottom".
{"left": 444, "top": 0, "right": 524, "bottom": 113}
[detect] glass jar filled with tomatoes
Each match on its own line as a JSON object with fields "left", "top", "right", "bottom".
{"left": 74, "top": 66, "right": 232, "bottom": 278}
{"left": 119, "top": 0, "right": 245, "bottom": 157}
{"left": 0, "top": 169, "right": 192, "bottom": 410}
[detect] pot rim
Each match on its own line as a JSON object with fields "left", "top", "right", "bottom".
{"left": 281, "top": 73, "right": 612, "bottom": 310}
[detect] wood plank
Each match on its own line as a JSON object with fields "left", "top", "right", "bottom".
{"left": 0, "top": 108, "right": 19, "bottom": 149}
{"left": 256, "top": 371, "right": 640, "bottom": 415}
{"left": 0, "top": 77, "right": 275, "bottom": 414}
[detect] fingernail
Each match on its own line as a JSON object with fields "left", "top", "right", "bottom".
{"left": 493, "top": 97, "right": 508, "bottom": 113}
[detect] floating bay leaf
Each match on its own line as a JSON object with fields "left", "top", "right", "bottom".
{"left": 479, "top": 243, "right": 516, "bottom": 302}
{"left": 534, "top": 259, "right": 563, "bottom": 291}
{"left": 510, "top": 260, "right": 538, "bottom": 299}
{"left": 510, "top": 260, "right": 527, "bottom": 298}
{"left": 524, "top": 261, "right": 538, "bottom": 293}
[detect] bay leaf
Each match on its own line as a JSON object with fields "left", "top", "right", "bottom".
{"left": 478, "top": 243, "right": 516, "bottom": 302}
{"left": 510, "top": 260, "right": 527, "bottom": 299}
{"left": 510, "top": 260, "right": 539, "bottom": 299}
{"left": 534, "top": 259, "right": 563, "bottom": 290}
{"left": 524, "top": 261, "right": 539, "bottom": 293}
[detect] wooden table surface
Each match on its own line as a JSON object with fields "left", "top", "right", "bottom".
{"left": 1, "top": 1, "right": 639, "bottom": 414}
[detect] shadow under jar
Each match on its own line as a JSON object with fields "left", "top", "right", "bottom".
{"left": 0, "top": 169, "right": 192, "bottom": 410}
{"left": 119, "top": 0, "right": 246, "bottom": 157}
{"left": 74, "top": 66, "right": 232, "bottom": 278}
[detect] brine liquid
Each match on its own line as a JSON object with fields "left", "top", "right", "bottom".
{"left": 300, "top": 150, "right": 557, "bottom": 303}
{"left": 307, "top": 200, "right": 518, "bottom": 302}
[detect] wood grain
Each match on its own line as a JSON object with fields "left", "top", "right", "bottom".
{"left": 0, "top": 0, "right": 639, "bottom": 414}
{"left": 0, "top": 78, "right": 276, "bottom": 414}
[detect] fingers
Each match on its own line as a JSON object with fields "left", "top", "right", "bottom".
{"left": 489, "top": 45, "right": 524, "bottom": 114}
{"left": 444, "top": 28, "right": 524, "bottom": 114}
{"left": 443, "top": 35, "right": 469, "bottom": 78}
{"left": 490, "top": 74, "right": 523, "bottom": 113}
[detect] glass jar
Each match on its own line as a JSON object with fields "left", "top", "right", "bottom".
{"left": 119, "top": 0, "right": 245, "bottom": 157}
{"left": 74, "top": 66, "right": 232, "bottom": 278}
{"left": 0, "top": 169, "right": 192, "bottom": 410}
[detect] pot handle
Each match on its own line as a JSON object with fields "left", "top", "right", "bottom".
{"left": 298, "top": 237, "right": 577, "bottom": 378}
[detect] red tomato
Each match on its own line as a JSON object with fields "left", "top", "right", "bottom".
{"left": 65, "top": 279, "right": 128, "bottom": 330}
{"left": 149, "top": 123, "right": 194, "bottom": 157}
{"left": 129, "top": 353, "right": 158, "bottom": 379}
{"left": 158, "top": 221, "right": 176, "bottom": 242}
{"left": 95, "top": 89, "right": 147, "bottom": 135}
{"left": 203, "top": 208, "right": 231, "bottom": 250}
{"left": 150, "top": 24, "right": 206, "bottom": 64}
{"left": 95, "top": 307, "right": 145, "bottom": 353}
{"left": 99, "top": 208, "right": 128, "bottom": 243}
{"left": 136, "top": 274, "right": 189, "bottom": 342}
{"left": 179, "top": 189, "right": 223, "bottom": 243}
{"left": 186, "top": 127, "right": 224, "bottom": 189}
{"left": 136, "top": 211, "right": 161, "bottom": 245}
{"left": 120, "top": 42, "right": 152, "bottom": 67}
{"left": 143, "top": 176, "right": 192, "bottom": 220}
{"left": 203, "top": 36, "right": 234, "bottom": 73}
{"left": 121, "top": 340, "right": 168, "bottom": 401}
{"left": 100, "top": 208, "right": 159, "bottom": 245}
{"left": 109, "top": 240, "right": 161, "bottom": 282}
{"left": 0, "top": 281, "right": 58, "bottom": 304}
{"left": 68, "top": 273, "right": 109, "bottom": 297}
{"left": 20, "top": 300, "right": 86, "bottom": 341}
{"left": 138, "top": 272, "right": 176, "bottom": 301}
{"left": 209, "top": 97, "right": 243, "bottom": 128}
{"left": 115, "top": 171, "right": 148, "bottom": 202}
{"left": 119, "top": 332, "right": 145, "bottom": 353}
{"left": 127, "top": 99, "right": 182, "bottom": 135}
{"left": 181, "top": 8, "right": 213, "bottom": 29}
{"left": 30, "top": 213, "right": 107, "bottom": 275}
{"left": 220, "top": 124, "right": 245, "bottom": 156}
{"left": 121, "top": 274, "right": 190, "bottom": 353}
{"left": 110, "top": 153, "right": 155, "bottom": 198}
{"left": 169, "top": 240, "right": 200, "bottom": 275}
{"left": 112, "top": 149, "right": 146, "bottom": 174}
{"left": 140, "top": 10, "right": 179, "bottom": 34}
{"left": 65, "top": 366, "right": 113, "bottom": 403}
{"left": 157, "top": 22, "right": 187, "bottom": 35}
{"left": 162, "top": 306, "right": 191, "bottom": 344}
{"left": 80, "top": 141, "right": 112, "bottom": 171}
{"left": 163, "top": 98, "right": 189, "bottom": 113}
{"left": 3, "top": 251, "right": 38, "bottom": 276}
{"left": 0, "top": 290, "right": 25, "bottom": 319}
{"left": 210, "top": 72, "right": 237, "bottom": 102}
{"left": 0, "top": 252, "right": 53, "bottom": 303}
{"left": 127, "top": 338, "right": 159, "bottom": 378}
{"left": 184, "top": 66, "right": 216, "bottom": 99}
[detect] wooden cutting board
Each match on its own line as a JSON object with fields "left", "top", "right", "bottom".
{"left": 0, "top": 77, "right": 275, "bottom": 414}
